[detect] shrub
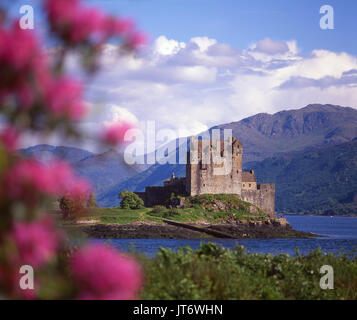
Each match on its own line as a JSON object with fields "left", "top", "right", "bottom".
{"left": 151, "top": 205, "right": 167, "bottom": 213}
{"left": 119, "top": 191, "right": 144, "bottom": 209}
{"left": 59, "top": 195, "right": 87, "bottom": 220}
{"left": 87, "top": 192, "right": 98, "bottom": 208}
{"left": 139, "top": 243, "right": 357, "bottom": 300}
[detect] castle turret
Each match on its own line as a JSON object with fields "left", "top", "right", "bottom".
{"left": 186, "top": 136, "right": 243, "bottom": 196}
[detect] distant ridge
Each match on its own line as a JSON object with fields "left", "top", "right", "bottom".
{"left": 19, "top": 104, "right": 357, "bottom": 212}
{"left": 212, "top": 104, "right": 357, "bottom": 162}
{"left": 245, "top": 139, "right": 357, "bottom": 215}
{"left": 20, "top": 144, "right": 93, "bottom": 164}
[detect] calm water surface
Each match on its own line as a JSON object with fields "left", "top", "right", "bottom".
{"left": 93, "top": 216, "right": 357, "bottom": 257}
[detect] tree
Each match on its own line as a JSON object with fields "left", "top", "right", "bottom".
{"left": 87, "top": 192, "right": 98, "bottom": 208}
{"left": 118, "top": 191, "right": 144, "bottom": 209}
{"left": 59, "top": 195, "right": 86, "bottom": 220}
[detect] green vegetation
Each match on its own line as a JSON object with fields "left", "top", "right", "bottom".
{"left": 83, "top": 207, "right": 152, "bottom": 224}
{"left": 118, "top": 190, "right": 144, "bottom": 209}
{"left": 248, "top": 140, "right": 357, "bottom": 216}
{"left": 78, "top": 194, "right": 268, "bottom": 225}
{"left": 137, "top": 242, "right": 357, "bottom": 300}
{"left": 186, "top": 194, "right": 265, "bottom": 215}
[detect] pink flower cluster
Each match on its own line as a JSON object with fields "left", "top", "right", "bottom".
{"left": 11, "top": 218, "right": 60, "bottom": 268}
{"left": 0, "top": 23, "right": 48, "bottom": 106}
{"left": 45, "top": 0, "right": 147, "bottom": 49}
{"left": 3, "top": 159, "right": 91, "bottom": 205}
{"left": 0, "top": 22, "right": 87, "bottom": 121}
{"left": 71, "top": 244, "right": 142, "bottom": 300}
{"left": 45, "top": 77, "right": 86, "bottom": 121}
{"left": 0, "top": 126, "right": 19, "bottom": 152}
{"left": 0, "top": 23, "right": 44, "bottom": 78}
{"left": 101, "top": 122, "right": 135, "bottom": 146}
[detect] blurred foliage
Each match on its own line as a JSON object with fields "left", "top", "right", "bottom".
{"left": 138, "top": 242, "right": 357, "bottom": 300}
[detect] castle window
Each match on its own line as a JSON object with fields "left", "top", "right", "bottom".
{"left": 249, "top": 184, "right": 251, "bottom": 188}
{"left": 199, "top": 161, "right": 207, "bottom": 170}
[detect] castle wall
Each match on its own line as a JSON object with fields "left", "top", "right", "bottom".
{"left": 242, "top": 182, "right": 257, "bottom": 190}
{"left": 135, "top": 179, "right": 186, "bottom": 207}
{"left": 240, "top": 183, "right": 275, "bottom": 217}
{"left": 186, "top": 137, "right": 243, "bottom": 196}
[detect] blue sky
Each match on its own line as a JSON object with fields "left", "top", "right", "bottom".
{"left": 85, "top": 0, "right": 357, "bottom": 55}
{"left": 11, "top": 0, "right": 357, "bottom": 54}
{"left": 7, "top": 0, "right": 357, "bottom": 148}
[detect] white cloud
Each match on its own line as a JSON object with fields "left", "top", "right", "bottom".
{"left": 253, "top": 38, "right": 289, "bottom": 55}
{"left": 75, "top": 36, "right": 357, "bottom": 142}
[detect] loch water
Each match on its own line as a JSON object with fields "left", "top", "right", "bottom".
{"left": 94, "top": 216, "right": 357, "bottom": 257}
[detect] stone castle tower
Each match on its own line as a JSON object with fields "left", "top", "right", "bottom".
{"left": 186, "top": 137, "right": 243, "bottom": 196}
{"left": 135, "top": 136, "right": 276, "bottom": 217}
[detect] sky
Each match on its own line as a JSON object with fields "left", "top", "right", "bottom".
{"left": 9, "top": 0, "right": 357, "bottom": 148}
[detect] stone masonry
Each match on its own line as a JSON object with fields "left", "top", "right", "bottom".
{"left": 135, "top": 136, "right": 275, "bottom": 217}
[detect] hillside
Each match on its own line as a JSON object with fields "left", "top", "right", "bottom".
{"left": 20, "top": 105, "right": 357, "bottom": 211}
{"left": 73, "top": 149, "right": 146, "bottom": 197}
{"left": 245, "top": 139, "right": 357, "bottom": 215}
{"left": 20, "top": 144, "right": 93, "bottom": 164}
{"left": 20, "top": 145, "right": 147, "bottom": 201}
{"left": 213, "top": 104, "right": 357, "bottom": 162}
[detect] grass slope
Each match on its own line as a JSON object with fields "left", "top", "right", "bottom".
{"left": 81, "top": 195, "right": 268, "bottom": 224}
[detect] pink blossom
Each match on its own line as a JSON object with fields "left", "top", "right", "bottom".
{"left": 45, "top": 0, "right": 141, "bottom": 47}
{"left": 17, "top": 82, "right": 36, "bottom": 109}
{"left": 45, "top": 0, "right": 80, "bottom": 33}
{"left": 114, "top": 18, "right": 134, "bottom": 35}
{"left": 3, "top": 159, "right": 91, "bottom": 204}
{"left": 101, "top": 122, "right": 134, "bottom": 146}
{"left": 71, "top": 244, "right": 142, "bottom": 300}
{"left": 126, "top": 31, "right": 148, "bottom": 49}
{"left": 0, "top": 126, "right": 19, "bottom": 152}
{"left": 12, "top": 218, "right": 60, "bottom": 268}
{"left": 0, "top": 22, "right": 51, "bottom": 110}
{"left": 4, "top": 159, "right": 55, "bottom": 204}
{"left": 70, "top": 8, "right": 107, "bottom": 44}
{"left": 50, "top": 161, "right": 91, "bottom": 197}
{"left": 45, "top": 77, "right": 87, "bottom": 120}
{"left": 0, "top": 23, "right": 42, "bottom": 74}
{"left": 46, "top": 0, "right": 109, "bottom": 44}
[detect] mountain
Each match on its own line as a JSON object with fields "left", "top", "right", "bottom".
{"left": 20, "top": 104, "right": 357, "bottom": 211}
{"left": 20, "top": 145, "right": 147, "bottom": 205}
{"left": 20, "top": 144, "right": 93, "bottom": 164}
{"left": 245, "top": 139, "right": 357, "bottom": 215}
{"left": 105, "top": 105, "right": 357, "bottom": 213}
{"left": 73, "top": 149, "right": 145, "bottom": 197}
{"left": 106, "top": 139, "right": 357, "bottom": 214}
{"left": 212, "top": 104, "right": 357, "bottom": 162}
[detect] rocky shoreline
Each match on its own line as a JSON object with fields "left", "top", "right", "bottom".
{"left": 80, "top": 218, "right": 318, "bottom": 239}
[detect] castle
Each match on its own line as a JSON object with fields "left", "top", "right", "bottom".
{"left": 135, "top": 137, "right": 275, "bottom": 217}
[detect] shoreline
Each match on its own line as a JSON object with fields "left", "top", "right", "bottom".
{"left": 78, "top": 221, "right": 318, "bottom": 239}
{"left": 283, "top": 214, "right": 357, "bottom": 218}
